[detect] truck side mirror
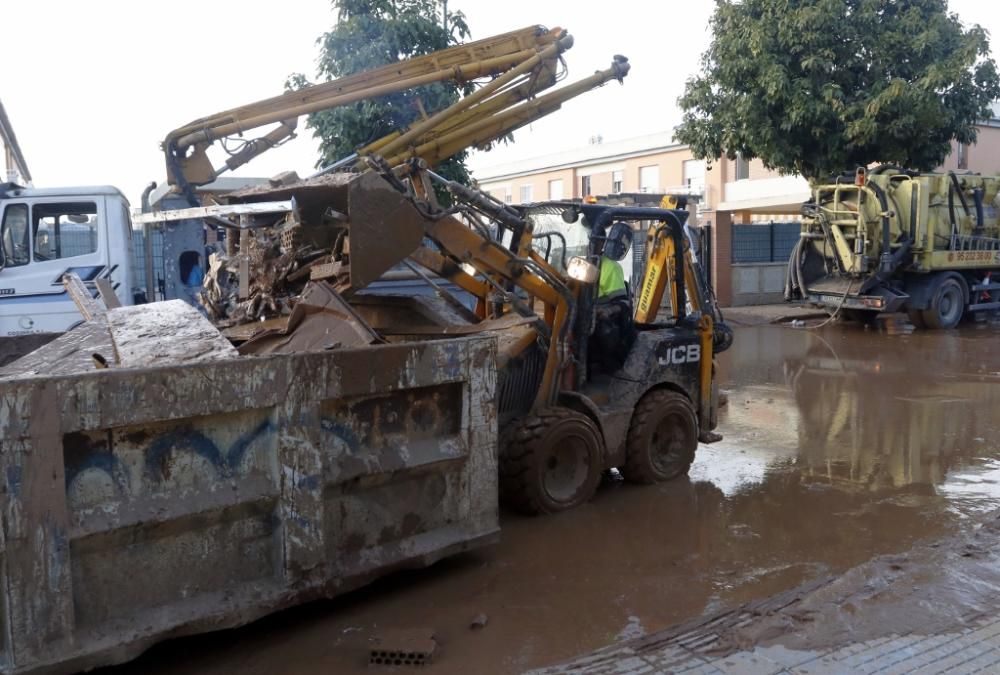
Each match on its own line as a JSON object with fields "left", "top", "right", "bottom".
{"left": 0, "top": 223, "right": 6, "bottom": 270}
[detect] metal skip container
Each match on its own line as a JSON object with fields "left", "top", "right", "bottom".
{"left": 0, "top": 337, "right": 498, "bottom": 673}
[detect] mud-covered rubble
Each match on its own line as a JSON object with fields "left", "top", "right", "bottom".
{"left": 0, "top": 274, "right": 238, "bottom": 380}
{"left": 198, "top": 177, "right": 354, "bottom": 328}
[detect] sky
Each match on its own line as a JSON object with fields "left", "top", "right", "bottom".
{"left": 2, "top": 0, "right": 999, "bottom": 205}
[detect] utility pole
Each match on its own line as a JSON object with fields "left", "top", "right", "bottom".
{"left": 0, "top": 98, "right": 32, "bottom": 185}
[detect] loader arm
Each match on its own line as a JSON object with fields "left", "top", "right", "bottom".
{"left": 163, "top": 25, "right": 565, "bottom": 193}
{"left": 630, "top": 212, "right": 726, "bottom": 423}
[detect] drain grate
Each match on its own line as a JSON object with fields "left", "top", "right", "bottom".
{"left": 369, "top": 628, "right": 436, "bottom": 668}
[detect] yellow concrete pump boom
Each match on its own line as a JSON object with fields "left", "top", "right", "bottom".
{"left": 367, "top": 55, "right": 630, "bottom": 171}
{"left": 163, "top": 25, "right": 567, "bottom": 190}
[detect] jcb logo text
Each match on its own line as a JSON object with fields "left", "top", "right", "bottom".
{"left": 658, "top": 344, "right": 701, "bottom": 365}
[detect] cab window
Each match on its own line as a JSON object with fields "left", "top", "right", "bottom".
{"left": 1, "top": 204, "right": 30, "bottom": 267}
{"left": 33, "top": 202, "right": 98, "bottom": 261}
{"left": 528, "top": 212, "right": 590, "bottom": 274}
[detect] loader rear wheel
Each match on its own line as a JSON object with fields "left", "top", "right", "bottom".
{"left": 500, "top": 409, "right": 603, "bottom": 515}
{"left": 623, "top": 390, "right": 698, "bottom": 484}
{"left": 921, "top": 276, "right": 966, "bottom": 329}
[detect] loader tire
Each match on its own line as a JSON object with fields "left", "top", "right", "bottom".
{"left": 499, "top": 409, "right": 603, "bottom": 516}
{"left": 921, "top": 276, "right": 966, "bottom": 329}
{"left": 623, "top": 390, "right": 698, "bottom": 485}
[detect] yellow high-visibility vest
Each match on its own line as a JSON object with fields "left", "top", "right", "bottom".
{"left": 598, "top": 256, "right": 627, "bottom": 302}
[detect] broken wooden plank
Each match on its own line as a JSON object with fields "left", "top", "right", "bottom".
{"left": 0, "top": 321, "right": 117, "bottom": 380}
{"left": 63, "top": 272, "right": 104, "bottom": 322}
{"left": 106, "top": 300, "right": 237, "bottom": 367}
{"left": 95, "top": 278, "right": 123, "bottom": 309}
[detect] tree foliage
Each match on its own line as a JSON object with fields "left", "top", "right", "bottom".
{"left": 289, "top": 0, "right": 472, "bottom": 184}
{"left": 675, "top": 0, "right": 1000, "bottom": 180}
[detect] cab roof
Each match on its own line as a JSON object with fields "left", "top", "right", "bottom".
{"left": 1, "top": 183, "right": 129, "bottom": 203}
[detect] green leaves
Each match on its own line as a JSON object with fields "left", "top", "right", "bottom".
{"left": 287, "top": 0, "right": 474, "bottom": 185}
{"left": 675, "top": 0, "right": 1000, "bottom": 180}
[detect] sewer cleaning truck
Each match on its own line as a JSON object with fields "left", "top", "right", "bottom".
{"left": 786, "top": 166, "right": 1000, "bottom": 328}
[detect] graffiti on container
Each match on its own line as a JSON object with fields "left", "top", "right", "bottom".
{"left": 144, "top": 418, "right": 275, "bottom": 481}
{"left": 66, "top": 451, "right": 129, "bottom": 494}
{"left": 65, "top": 414, "right": 378, "bottom": 492}
{"left": 320, "top": 417, "right": 361, "bottom": 452}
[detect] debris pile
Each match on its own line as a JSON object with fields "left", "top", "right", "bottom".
{"left": 198, "top": 218, "right": 349, "bottom": 327}
{"left": 199, "top": 174, "right": 368, "bottom": 329}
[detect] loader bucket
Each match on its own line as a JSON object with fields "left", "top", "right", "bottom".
{"left": 224, "top": 170, "right": 428, "bottom": 294}
{"left": 345, "top": 170, "right": 427, "bottom": 292}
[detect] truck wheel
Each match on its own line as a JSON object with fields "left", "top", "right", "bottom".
{"left": 623, "top": 390, "right": 698, "bottom": 484}
{"left": 921, "top": 276, "right": 966, "bottom": 329}
{"left": 499, "top": 409, "right": 604, "bottom": 515}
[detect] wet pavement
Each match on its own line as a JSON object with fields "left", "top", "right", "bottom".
{"left": 105, "top": 320, "right": 1000, "bottom": 674}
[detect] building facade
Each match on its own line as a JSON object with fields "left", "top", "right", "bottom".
{"left": 475, "top": 109, "right": 1000, "bottom": 306}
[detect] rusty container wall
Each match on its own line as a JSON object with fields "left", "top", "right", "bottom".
{"left": 0, "top": 337, "right": 498, "bottom": 674}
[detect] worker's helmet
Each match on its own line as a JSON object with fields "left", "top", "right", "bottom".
{"left": 603, "top": 222, "right": 633, "bottom": 261}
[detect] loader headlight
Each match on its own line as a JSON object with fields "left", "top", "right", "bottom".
{"left": 567, "top": 256, "right": 599, "bottom": 283}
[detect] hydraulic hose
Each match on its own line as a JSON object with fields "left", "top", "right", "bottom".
{"left": 784, "top": 239, "right": 797, "bottom": 301}
{"left": 866, "top": 180, "right": 892, "bottom": 259}
{"left": 973, "top": 188, "right": 985, "bottom": 231}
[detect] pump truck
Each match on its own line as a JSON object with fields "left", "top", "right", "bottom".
{"left": 786, "top": 166, "right": 1000, "bottom": 328}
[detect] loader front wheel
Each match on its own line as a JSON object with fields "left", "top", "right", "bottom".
{"left": 500, "top": 409, "right": 603, "bottom": 515}
{"left": 623, "top": 390, "right": 698, "bottom": 484}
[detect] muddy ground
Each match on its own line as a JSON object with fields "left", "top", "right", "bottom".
{"left": 105, "top": 317, "right": 1000, "bottom": 674}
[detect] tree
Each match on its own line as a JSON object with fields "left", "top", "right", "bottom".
{"left": 675, "top": 0, "right": 1000, "bottom": 181}
{"left": 289, "top": 0, "right": 473, "bottom": 184}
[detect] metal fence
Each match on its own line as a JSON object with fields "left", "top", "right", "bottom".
{"left": 57, "top": 228, "right": 98, "bottom": 257}
{"left": 732, "top": 222, "right": 800, "bottom": 263}
{"left": 132, "top": 227, "right": 165, "bottom": 297}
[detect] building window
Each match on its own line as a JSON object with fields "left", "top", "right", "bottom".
{"left": 612, "top": 170, "right": 623, "bottom": 193}
{"left": 957, "top": 143, "right": 968, "bottom": 170}
{"left": 639, "top": 165, "right": 660, "bottom": 193}
{"left": 548, "top": 179, "right": 564, "bottom": 200}
{"left": 735, "top": 154, "right": 750, "bottom": 181}
{"left": 581, "top": 175, "right": 592, "bottom": 197}
{"left": 504, "top": 189, "right": 512, "bottom": 204}
{"left": 683, "top": 159, "right": 706, "bottom": 190}
{"left": 519, "top": 184, "right": 533, "bottom": 203}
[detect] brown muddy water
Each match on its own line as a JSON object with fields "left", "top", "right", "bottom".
{"left": 107, "top": 321, "right": 1000, "bottom": 674}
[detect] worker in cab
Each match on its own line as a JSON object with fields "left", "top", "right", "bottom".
{"left": 592, "top": 222, "right": 636, "bottom": 371}
{"left": 598, "top": 243, "right": 629, "bottom": 304}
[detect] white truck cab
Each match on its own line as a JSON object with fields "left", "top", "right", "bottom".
{"left": 0, "top": 184, "right": 137, "bottom": 340}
